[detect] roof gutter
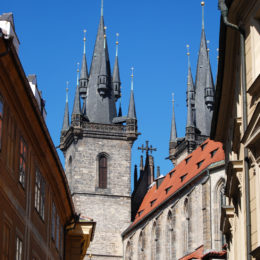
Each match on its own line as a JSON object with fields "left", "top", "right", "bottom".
{"left": 218, "top": 1, "right": 251, "bottom": 259}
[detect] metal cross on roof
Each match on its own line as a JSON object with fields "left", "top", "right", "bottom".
{"left": 138, "top": 141, "right": 157, "bottom": 155}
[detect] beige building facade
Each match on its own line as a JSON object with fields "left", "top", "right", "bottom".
{"left": 211, "top": 0, "right": 260, "bottom": 259}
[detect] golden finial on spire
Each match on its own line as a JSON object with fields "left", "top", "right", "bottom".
{"left": 83, "top": 29, "right": 87, "bottom": 54}
{"left": 201, "top": 1, "right": 205, "bottom": 29}
{"left": 66, "top": 81, "right": 69, "bottom": 102}
{"left": 131, "top": 67, "right": 134, "bottom": 91}
{"left": 207, "top": 40, "right": 210, "bottom": 53}
{"left": 186, "top": 44, "right": 191, "bottom": 68}
{"left": 217, "top": 48, "right": 219, "bottom": 61}
{"left": 172, "top": 92, "right": 175, "bottom": 103}
{"left": 116, "top": 33, "right": 119, "bottom": 56}
{"left": 77, "top": 62, "right": 80, "bottom": 85}
{"left": 186, "top": 44, "right": 190, "bottom": 56}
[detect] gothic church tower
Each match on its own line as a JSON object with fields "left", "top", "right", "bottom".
{"left": 59, "top": 3, "right": 138, "bottom": 259}
{"left": 169, "top": 2, "right": 215, "bottom": 166}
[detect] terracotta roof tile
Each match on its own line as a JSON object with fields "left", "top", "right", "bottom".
{"left": 131, "top": 139, "right": 224, "bottom": 227}
{"left": 179, "top": 245, "right": 204, "bottom": 260}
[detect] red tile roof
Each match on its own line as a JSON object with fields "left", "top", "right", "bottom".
{"left": 202, "top": 250, "right": 226, "bottom": 259}
{"left": 131, "top": 139, "right": 224, "bottom": 227}
{"left": 179, "top": 245, "right": 204, "bottom": 260}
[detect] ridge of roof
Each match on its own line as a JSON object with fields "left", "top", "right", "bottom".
{"left": 129, "top": 139, "right": 224, "bottom": 229}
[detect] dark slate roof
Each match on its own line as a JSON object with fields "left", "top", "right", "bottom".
{"left": 80, "top": 53, "right": 88, "bottom": 80}
{"left": 127, "top": 89, "right": 136, "bottom": 119}
{"left": 85, "top": 15, "right": 117, "bottom": 124}
{"left": 62, "top": 90, "right": 70, "bottom": 131}
{"left": 72, "top": 82, "right": 81, "bottom": 116}
{"left": 194, "top": 28, "right": 214, "bottom": 136}
{"left": 112, "top": 56, "right": 120, "bottom": 83}
{"left": 170, "top": 97, "right": 177, "bottom": 142}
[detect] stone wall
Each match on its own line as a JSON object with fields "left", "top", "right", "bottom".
{"left": 65, "top": 137, "right": 132, "bottom": 259}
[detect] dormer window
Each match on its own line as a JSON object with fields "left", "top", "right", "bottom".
{"left": 180, "top": 173, "right": 188, "bottom": 182}
{"left": 150, "top": 199, "right": 157, "bottom": 207}
{"left": 210, "top": 148, "right": 219, "bottom": 158}
{"left": 170, "top": 170, "right": 176, "bottom": 178}
{"left": 197, "top": 160, "right": 205, "bottom": 169}
{"left": 201, "top": 142, "right": 208, "bottom": 151}
{"left": 165, "top": 186, "right": 172, "bottom": 194}
{"left": 185, "top": 156, "right": 192, "bottom": 164}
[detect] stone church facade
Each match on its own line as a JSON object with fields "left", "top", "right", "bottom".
{"left": 59, "top": 2, "right": 227, "bottom": 260}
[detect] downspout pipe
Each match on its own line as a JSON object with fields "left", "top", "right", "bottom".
{"left": 218, "top": 1, "right": 251, "bottom": 260}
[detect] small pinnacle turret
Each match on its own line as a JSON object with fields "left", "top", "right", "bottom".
{"left": 71, "top": 65, "right": 82, "bottom": 123}
{"left": 127, "top": 67, "right": 137, "bottom": 119}
{"left": 118, "top": 97, "right": 122, "bottom": 117}
{"left": 113, "top": 33, "right": 121, "bottom": 101}
{"left": 170, "top": 93, "right": 177, "bottom": 143}
{"left": 61, "top": 82, "right": 70, "bottom": 133}
{"left": 79, "top": 29, "right": 88, "bottom": 99}
{"left": 186, "top": 45, "right": 195, "bottom": 111}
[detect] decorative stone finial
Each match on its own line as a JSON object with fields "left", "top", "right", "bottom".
{"left": 66, "top": 81, "right": 69, "bottom": 102}
{"left": 131, "top": 67, "right": 134, "bottom": 91}
{"left": 201, "top": 1, "right": 205, "bottom": 29}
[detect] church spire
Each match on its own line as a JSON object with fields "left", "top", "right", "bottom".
{"left": 113, "top": 33, "right": 121, "bottom": 101}
{"left": 72, "top": 63, "right": 82, "bottom": 122}
{"left": 186, "top": 45, "right": 195, "bottom": 104}
{"left": 170, "top": 93, "right": 177, "bottom": 143}
{"left": 61, "top": 81, "right": 70, "bottom": 132}
{"left": 194, "top": 1, "right": 214, "bottom": 136}
{"left": 79, "top": 29, "right": 88, "bottom": 99}
{"left": 128, "top": 67, "right": 136, "bottom": 119}
{"left": 86, "top": 7, "right": 117, "bottom": 124}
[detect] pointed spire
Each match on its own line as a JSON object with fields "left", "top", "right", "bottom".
{"left": 72, "top": 63, "right": 82, "bottom": 118}
{"left": 186, "top": 45, "right": 195, "bottom": 95}
{"left": 170, "top": 93, "right": 177, "bottom": 142}
{"left": 62, "top": 81, "right": 70, "bottom": 132}
{"left": 194, "top": 0, "right": 215, "bottom": 136}
{"left": 128, "top": 67, "right": 136, "bottom": 119}
{"left": 79, "top": 29, "right": 88, "bottom": 99}
{"left": 113, "top": 33, "right": 121, "bottom": 101}
{"left": 201, "top": 1, "right": 205, "bottom": 30}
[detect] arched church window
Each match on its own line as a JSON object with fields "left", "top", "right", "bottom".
{"left": 99, "top": 155, "right": 107, "bottom": 188}
{"left": 138, "top": 231, "right": 145, "bottom": 260}
{"left": 166, "top": 211, "right": 174, "bottom": 260}
{"left": 125, "top": 240, "right": 132, "bottom": 260}
{"left": 184, "top": 198, "right": 190, "bottom": 254}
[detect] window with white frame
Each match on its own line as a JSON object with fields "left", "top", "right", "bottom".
{"left": 16, "top": 237, "right": 23, "bottom": 260}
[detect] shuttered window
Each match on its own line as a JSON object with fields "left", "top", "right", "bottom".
{"left": 99, "top": 155, "right": 107, "bottom": 188}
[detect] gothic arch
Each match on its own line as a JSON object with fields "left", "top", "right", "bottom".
{"left": 183, "top": 198, "right": 190, "bottom": 255}
{"left": 125, "top": 239, "right": 133, "bottom": 260}
{"left": 96, "top": 152, "right": 110, "bottom": 189}
{"left": 214, "top": 178, "right": 226, "bottom": 250}
{"left": 138, "top": 230, "right": 146, "bottom": 260}
{"left": 165, "top": 210, "right": 175, "bottom": 260}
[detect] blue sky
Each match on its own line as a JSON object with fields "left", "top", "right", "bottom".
{"left": 2, "top": 0, "right": 220, "bottom": 190}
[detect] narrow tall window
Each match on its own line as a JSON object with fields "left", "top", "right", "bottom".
{"left": 99, "top": 155, "right": 107, "bottom": 188}
{"left": 34, "top": 170, "right": 45, "bottom": 220}
{"left": 19, "top": 138, "right": 27, "bottom": 187}
{"left": 16, "top": 237, "right": 23, "bottom": 260}
{"left": 56, "top": 215, "right": 60, "bottom": 249}
{"left": 0, "top": 95, "right": 3, "bottom": 150}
